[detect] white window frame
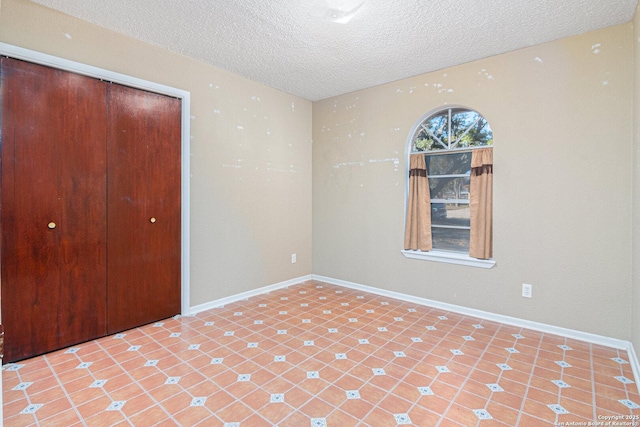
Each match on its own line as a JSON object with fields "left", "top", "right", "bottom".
{"left": 402, "top": 105, "right": 495, "bottom": 269}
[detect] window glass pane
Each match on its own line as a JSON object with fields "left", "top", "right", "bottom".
{"left": 414, "top": 111, "right": 448, "bottom": 151}
{"left": 414, "top": 128, "right": 447, "bottom": 151}
{"left": 450, "top": 109, "right": 478, "bottom": 145}
{"left": 432, "top": 227, "right": 470, "bottom": 252}
{"left": 428, "top": 177, "right": 470, "bottom": 200}
{"left": 425, "top": 152, "right": 471, "bottom": 176}
{"left": 431, "top": 203, "right": 470, "bottom": 227}
{"left": 451, "top": 109, "right": 493, "bottom": 148}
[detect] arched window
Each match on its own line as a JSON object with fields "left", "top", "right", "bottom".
{"left": 403, "top": 107, "right": 495, "bottom": 268}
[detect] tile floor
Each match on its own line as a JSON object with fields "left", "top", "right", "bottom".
{"left": 3, "top": 280, "right": 640, "bottom": 426}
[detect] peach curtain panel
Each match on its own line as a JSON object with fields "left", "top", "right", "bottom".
{"left": 469, "top": 147, "right": 493, "bottom": 259}
{"left": 404, "top": 154, "right": 432, "bottom": 251}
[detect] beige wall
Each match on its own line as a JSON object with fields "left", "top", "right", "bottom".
{"left": 313, "top": 24, "right": 634, "bottom": 339}
{"left": 633, "top": 5, "right": 640, "bottom": 353}
{"left": 1, "top": 0, "right": 637, "bottom": 343}
{"left": 0, "top": 0, "right": 313, "bottom": 307}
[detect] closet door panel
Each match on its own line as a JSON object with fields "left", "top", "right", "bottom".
{"left": 106, "top": 84, "right": 181, "bottom": 334}
{"left": 1, "top": 58, "right": 108, "bottom": 362}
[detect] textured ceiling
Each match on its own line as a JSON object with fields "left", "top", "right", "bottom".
{"left": 32, "top": 0, "right": 638, "bottom": 101}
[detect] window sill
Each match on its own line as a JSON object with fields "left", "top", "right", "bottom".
{"left": 401, "top": 250, "right": 495, "bottom": 269}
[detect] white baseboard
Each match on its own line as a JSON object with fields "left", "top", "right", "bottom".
{"left": 312, "top": 275, "right": 628, "bottom": 348}
{"left": 188, "top": 274, "right": 313, "bottom": 315}
{"left": 628, "top": 342, "right": 640, "bottom": 396}
{"left": 313, "top": 274, "right": 640, "bottom": 393}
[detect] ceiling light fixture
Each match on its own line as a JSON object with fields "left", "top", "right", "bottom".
{"left": 310, "top": 0, "right": 366, "bottom": 24}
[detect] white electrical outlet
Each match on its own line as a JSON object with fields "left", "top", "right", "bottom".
{"left": 291, "top": 254, "right": 297, "bottom": 263}
{"left": 522, "top": 283, "right": 533, "bottom": 298}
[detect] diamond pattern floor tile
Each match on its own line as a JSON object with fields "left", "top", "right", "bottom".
{"left": 3, "top": 280, "right": 640, "bottom": 426}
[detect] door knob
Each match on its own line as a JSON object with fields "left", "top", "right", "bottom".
{"left": 150, "top": 217, "right": 156, "bottom": 223}
{"left": 48, "top": 222, "right": 56, "bottom": 229}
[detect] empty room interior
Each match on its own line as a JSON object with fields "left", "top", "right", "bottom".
{"left": 1, "top": 0, "right": 640, "bottom": 425}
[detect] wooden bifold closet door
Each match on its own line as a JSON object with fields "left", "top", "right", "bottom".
{"left": 0, "top": 57, "right": 181, "bottom": 363}
{"left": 106, "top": 84, "right": 182, "bottom": 334}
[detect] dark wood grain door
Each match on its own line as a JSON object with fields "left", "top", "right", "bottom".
{"left": 1, "top": 58, "right": 108, "bottom": 362}
{"left": 106, "top": 84, "right": 181, "bottom": 334}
